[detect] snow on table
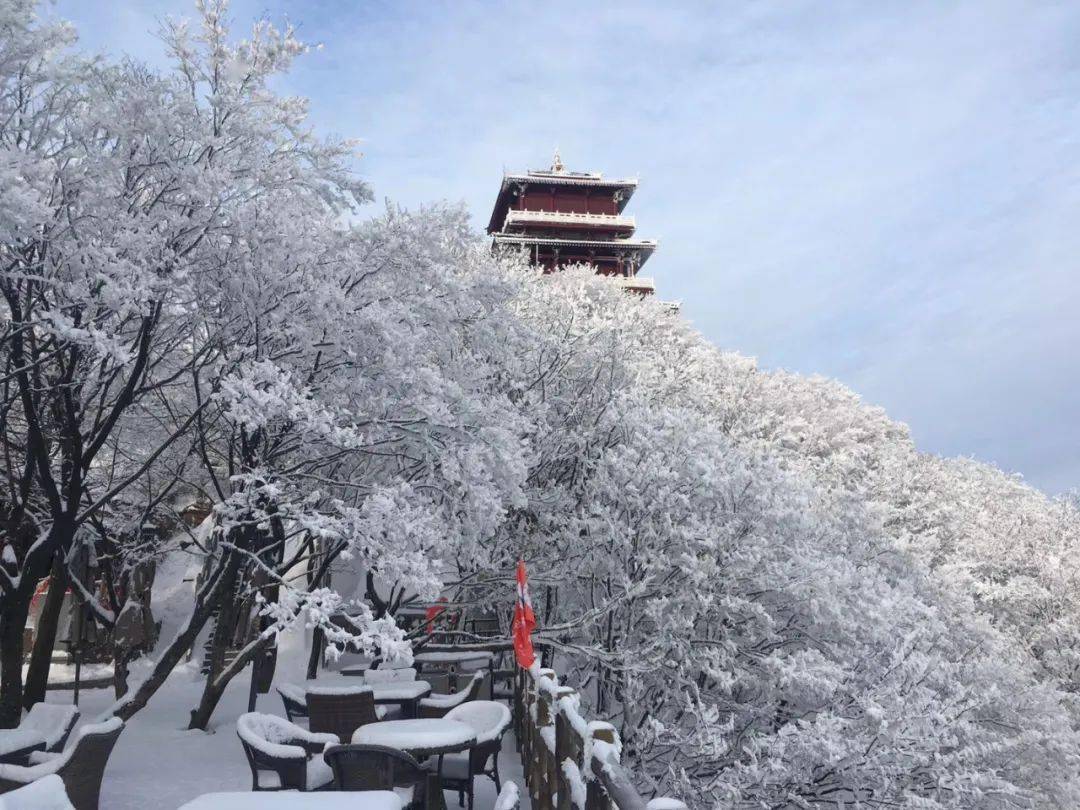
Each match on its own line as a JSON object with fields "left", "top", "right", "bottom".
{"left": 370, "top": 681, "right": 431, "bottom": 701}
{"left": 0, "top": 728, "right": 46, "bottom": 756}
{"left": 178, "top": 790, "right": 404, "bottom": 810}
{"left": 352, "top": 718, "right": 476, "bottom": 753}
{"left": 281, "top": 679, "right": 432, "bottom": 704}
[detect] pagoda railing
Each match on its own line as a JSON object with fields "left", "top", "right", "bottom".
{"left": 505, "top": 209, "right": 636, "bottom": 228}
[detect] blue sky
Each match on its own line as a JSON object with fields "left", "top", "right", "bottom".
{"left": 54, "top": 0, "right": 1080, "bottom": 494}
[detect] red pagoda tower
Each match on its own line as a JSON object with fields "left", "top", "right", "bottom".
{"left": 486, "top": 152, "right": 658, "bottom": 294}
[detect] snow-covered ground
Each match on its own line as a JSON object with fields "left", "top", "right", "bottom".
{"left": 37, "top": 662, "right": 527, "bottom": 810}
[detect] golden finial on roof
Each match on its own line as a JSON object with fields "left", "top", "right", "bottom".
{"left": 552, "top": 147, "right": 564, "bottom": 173}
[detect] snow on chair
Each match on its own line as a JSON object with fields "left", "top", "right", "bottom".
{"left": 236, "top": 712, "right": 338, "bottom": 791}
{"left": 417, "top": 670, "right": 486, "bottom": 719}
{"left": 275, "top": 683, "right": 309, "bottom": 723}
{"left": 433, "top": 700, "right": 512, "bottom": 810}
{"left": 305, "top": 684, "right": 387, "bottom": 742}
{"left": 21, "top": 703, "right": 80, "bottom": 754}
{"left": 0, "top": 717, "right": 124, "bottom": 810}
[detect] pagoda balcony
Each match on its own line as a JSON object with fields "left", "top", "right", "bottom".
{"left": 504, "top": 209, "right": 636, "bottom": 230}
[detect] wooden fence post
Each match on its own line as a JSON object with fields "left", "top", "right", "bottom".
{"left": 536, "top": 687, "right": 555, "bottom": 810}
{"left": 513, "top": 666, "right": 524, "bottom": 753}
{"left": 523, "top": 671, "right": 535, "bottom": 795}
{"left": 555, "top": 687, "right": 579, "bottom": 810}
{"left": 586, "top": 726, "right": 616, "bottom": 810}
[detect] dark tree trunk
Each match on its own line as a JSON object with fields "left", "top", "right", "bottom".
{"left": 189, "top": 515, "right": 286, "bottom": 730}
{"left": 0, "top": 600, "right": 30, "bottom": 727}
{"left": 204, "top": 576, "right": 240, "bottom": 682}
{"left": 188, "top": 635, "right": 270, "bottom": 730}
{"left": 111, "top": 550, "right": 239, "bottom": 722}
{"left": 113, "top": 650, "right": 130, "bottom": 699}
{"left": 23, "top": 552, "right": 68, "bottom": 709}
{"left": 306, "top": 626, "right": 324, "bottom": 680}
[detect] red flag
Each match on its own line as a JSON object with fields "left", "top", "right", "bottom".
{"left": 426, "top": 597, "right": 448, "bottom": 635}
{"left": 511, "top": 560, "right": 536, "bottom": 668}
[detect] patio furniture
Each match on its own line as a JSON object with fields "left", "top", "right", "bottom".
{"left": 363, "top": 668, "right": 419, "bottom": 684}
{"left": 418, "top": 671, "right": 486, "bottom": 719}
{"left": 352, "top": 719, "right": 477, "bottom": 785}
{"left": 236, "top": 712, "right": 338, "bottom": 791}
{"left": 280, "top": 679, "right": 434, "bottom": 722}
{"left": 322, "top": 744, "right": 441, "bottom": 810}
{"left": 0, "top": 717, "right": 124, "bottom": 810}
{"left": 433, "top": 701, "right": 512, "bottom": 810}
{"left": 370, "top": 681, "right": 433, "bottom": 719}
{"left": 22, "top": 703, "right": 81, "bottom": 753}
{"left": 178, "top": 789, "right": 405, "bottom": 810}
{"left": 0, "top": 774, "right": 74, "bottom": 809}
{"left": 0, "top": 728, "right": 47, "bottom": 766}
{"left": 412, "top": 652, "right": 494, "bottom": 671}
{"left": 306, "top": 685, "right": 386, "bottom": 742}
{"left": 276, "top": 683, "right": 309, "bottom": 723}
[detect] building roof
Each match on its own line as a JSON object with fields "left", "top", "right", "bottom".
{"left": 487, "top": 167, "right": 639, "bottom": 233}
{"left": 493, "top": 233, "right": 657, "bottom": 270}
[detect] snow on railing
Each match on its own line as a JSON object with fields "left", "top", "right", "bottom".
{"left": 504, "top": 209, "right": 636, "bottom": 229}
{"left": 515, "top": 663, "right": 687, "bottom": 810}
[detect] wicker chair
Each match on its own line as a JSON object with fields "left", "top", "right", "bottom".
{"left": 276, "top": 684, "right": 309, "bottom": 723}
{"left": 418, "top": 670, "right": 486, "bottom": 719}
{"left": 236, "top": 712, "right": 338, "bottom": 791}
{"left": 21, "top": 703, "right": 80, "bottom": 753}
{"left": 432, "top": 701, "right": 511, "bottom": 810}
{"left": 0, "top": 718, "right": 124, "bottom": 810}
{"left": 323, "top": 743, "right": 441, "bottom": 810}
{"left": 306, "top": 685, "right": 385, "bottom": 741}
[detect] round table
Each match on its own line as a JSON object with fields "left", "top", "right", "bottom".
{"left": 353, "top": 719, "right": 476, "bottom": 778}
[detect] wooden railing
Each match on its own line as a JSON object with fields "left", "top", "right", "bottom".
{"left": 514, "top": 663, "right": 686, "bottom": 810}
{"left": 414, "top": 640, "right": 687, "bottom": 810}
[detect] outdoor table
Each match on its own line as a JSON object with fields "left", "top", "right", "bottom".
{"left": 0, "top": 728, "right": 47, "bottom": 765}
{"left": 287, "top": 678, "right": 433, "bottom": 719}
{"left": 179, "top": 789, "right": 404, "bottom": 810}
{"left": 413, "top": 651, "right": 495, "bottom": 696}
{"left": 370, "top": 680, "right": 433, "bottom": 719}
{"left": 352, "top": 718, "right": 477, "bottom": 778}
{"left": 413, "top": 651, "right": 495, "bottom": 671}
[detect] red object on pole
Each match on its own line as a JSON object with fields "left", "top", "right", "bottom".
{"left": 426, "top": 597, "right": 448, "bottom": 636}
{"left": 511, "top": 560, "right": 536, "bottom": 669}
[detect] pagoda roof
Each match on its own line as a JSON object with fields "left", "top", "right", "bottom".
{"left": 493, "top": 233, "right": 657, "bottom": 269}
{"left": 502, "top": 169, "right": 638, "bottom": 189}
{"left": 487, "top": 169, "right": 639, "bottom": 233}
